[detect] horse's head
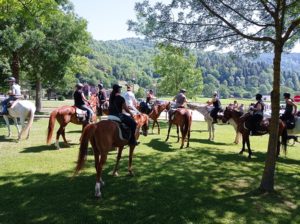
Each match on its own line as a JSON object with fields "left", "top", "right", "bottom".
{"left": 222, "top": 107, "right": 233, "bottom": 123}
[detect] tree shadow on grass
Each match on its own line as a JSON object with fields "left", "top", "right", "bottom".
{"left": 21, "top": 143, "right": 79, "bottom": 153}
{"left": 1, "top": 147, "right": 300, "bottom": 224}
{"left": 0, "top": 135, "right": 17, "bottom": 142}
{"left": 189, "top": 138, "right": 230, "bottom": 146}
{"left": 145, "top": 138, "right": 175, "bottom": 152}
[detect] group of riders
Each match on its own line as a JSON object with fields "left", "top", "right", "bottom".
{"left": 1, "top": 76, "right": 299, "bottom": 143}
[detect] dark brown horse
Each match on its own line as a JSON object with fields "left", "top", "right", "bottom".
{"left": 148, "top": 101, "right": 171, "bottom": 134}
{"left": 74, "top": 113, "right": 149, "bottom": 198}
{"left": 165, "top": 107, "right": 192, "bottom": 149}
{"left": 46, "top": 96, "right": 97, "bottom": 149}
{"left": 222, "top": 107, "right": 287, "bottom": 158}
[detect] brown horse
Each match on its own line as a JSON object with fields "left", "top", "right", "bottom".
{"left": 222, "top": 107, "right": 287, "bottom": 158}
{"left": 74, "top": 113, "right": 149, "bottom": 198}
{"left": 46, "top": 96, "right": 97, "bottom": 149}
{"left": 165, "top": 107, "right": 192, "bottom": 149}
{"left": 148, "top": 101, "right": 171, "bottom": 134}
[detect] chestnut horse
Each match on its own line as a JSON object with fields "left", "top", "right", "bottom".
{"left": 74, "top": 113, "right": 149, "bottom": 198}
{"left": 165, "top": 107, "right": 192, "bottom": 149}
{"left": 148, "top": 101, "right": 171, "bottom": 134}
{"left": 222, "top": 107, "right": 287, "bottom": 159}
{"left": 46, "top": 96, "right": 97, "bottom": 149}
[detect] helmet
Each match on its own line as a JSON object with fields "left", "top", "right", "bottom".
{"left": 256, "top": 93, "right": 262, "bottom": 100}
{"left": 6, "top": 77, "right": 15, "bottom": 82}
{"left": 76, "top": 83, "right": 83, "bottom": 88}
{"left": 213, "top": 91, "right": 218, "bottom": 96}
{"left": 180, "top": 89, "right": 186, "bottom": 93}
{"left": 283, "top": 92, "right": 290, "bottom": 99}
{"left": 98, "top": 83, "right": 103, "bottom": 89}
{"left": 112, "top": 84, "right": 122, "bottom": 91}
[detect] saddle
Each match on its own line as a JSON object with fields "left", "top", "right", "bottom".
{"left": 244, "top": 117, "right": 269, "bottom": 135}
{"left": 96, "top": 101, "right": 109, "bottom": 116}
{"left": 108, "top": 115, "right": 131, "bottom": 141}
{"left": 139, "top": 101, "right": 152, "bottom": 114}
{"left": 75, "top": 107, "right": 88, "bottom": 122}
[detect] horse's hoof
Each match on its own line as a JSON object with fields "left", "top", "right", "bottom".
{"left": 95, "top": 193, "right": 102, "bottom": 198}
{"left": 239, "top": 150, "right": 243, "bottom": 154}
{"left": 100, "top": 180, "right": 105, "bottom": 187}
{"left": 112, "top": 171, "right": 119, "bottom": 177}
{"left": 248, "top": 155, "right": 252, "bottom": 159}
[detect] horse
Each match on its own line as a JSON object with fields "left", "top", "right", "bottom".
{"left": 46, "top": 97, "right": 98, "bottom": 149}
{"left": 165, "top": 107, "right": 192, "bottom": 149}
{"left": 187, "top": 103, "right": 229, "bottom": 142}
{"left": 1, "top": 100, "right": 36, "bottom": 141}
{"left": 148, "top": 101, "right": 171, "bottom": 134}
{"left": 222, "top": 107, "right": 287, "bottom": 159}
{"left": 74, "top": 113, "right": 149, "bottom": 198}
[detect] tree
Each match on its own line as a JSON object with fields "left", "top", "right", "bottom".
{"left": 0, "top": 0, "right": 90, "bottom": 112}
{"left": 129, "top": 0, "right": 300, "bottom": 192}
{"left": 154, "top": 44, "right": 203, "bottom": 98}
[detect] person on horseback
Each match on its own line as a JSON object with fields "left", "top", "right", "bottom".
{"left": 207, "top": 91, "right": 221, "bottom": 124}
{"left": 173, "top": 89, "right": 188, "bottom": 108}
{"left": 145, "top": 89, "right": 156, "bottom": 113}
{"left": 248, "top": 93, "right": 265, "bottom": 135}
{"left": 123, "top": 84, "right": 140, "bottom": 115}
{"left": 73, "top": 83, "right": 94, "bottom": 123}
{"left": 0, "top": 77, "right": 22, "bottom": 115}
{"left": 96, "top": 83, "right": 107, "bottom": 116}
{"left": 280, "top": 92, "right": 297, "bottom": 129}
{"left": 109, "top": 84, "right": 139, "bottom": 146}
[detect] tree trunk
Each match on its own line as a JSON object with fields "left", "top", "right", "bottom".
{"left": 11, "top": 51, "right": 20, "bottom": 83}
{"left": 259, "top": 44, "right": 282, "bottom": 192}
{"left": 35, "top": 78, "right": 42, "bottom": 113}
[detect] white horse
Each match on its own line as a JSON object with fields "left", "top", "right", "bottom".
{"left": 187, "top": 103, "right": 240, "bottom": 143}
{"left": 1, "top": 100, "right": 36, "bottom": 140}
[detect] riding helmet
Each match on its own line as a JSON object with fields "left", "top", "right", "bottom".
{"left": 6, "top": 77, "right": 16, "bottom": 82}
{"left": 180, "top": 89, "right": 186, "bottom": 93}
{"left": 283, "top": 92, "right": 290, "bottom": 99}
{"left": 112, "top": 84, "right": 122, "bottom": 91}
{"left": 76, "top": 83, "right": 83, "bottom": 88}
{"left": 98, "top": 83, "right": 103, "bottom": 89}
{"left": 256, "top": 93, "right": 262, "bottom": 100}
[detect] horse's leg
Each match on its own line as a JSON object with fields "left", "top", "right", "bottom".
{"left": 95, "top": 152, "right": 107, "bottom": 198}
{"left": 156, "top": 120, "right": 160, "bottom": 134}
{"left": 207, "top": 121, "right": 212, "bottom": 141}
{"left": 152, "top": 119, "right": 156, "bottom": 134}
{"left": 3, "top": 116, "right": 11, "bottom": 137}
{"left": 165, "top": 122, "right": 172, "bottom": 142}
{"left": 18, "top": 116, "right": 26, "bottom": 141}
{"left": 112, "top": 146, "right": 124, "bottom": 177}
{"left": 55, "top": 124, "right": 65, "bottom": 149}
{"left": 180, "top": 125, "right": 185, "bottom": 149}
{"left": 187, "top": 127, "right": 191, "bottom": 148}
{"left": 176, "top": 125, "right": 180, "bottom": 143}
{"left": 211, "top": 123, "right": 215, "bottom": 141}
{"left": 239, "top": 133, "right": 246, "bottom": 154}
{"left": 128, "top": 145, "right": 135, "bottom": 176}
{"left": 245, "top": 135, "right": 252, "bottom": 159}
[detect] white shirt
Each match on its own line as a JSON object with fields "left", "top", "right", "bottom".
{"left": 11, "top": 84, "right": 21, "bottom": 96}
{"left": 123, "top": 91, "right": 137, "bottom": 108}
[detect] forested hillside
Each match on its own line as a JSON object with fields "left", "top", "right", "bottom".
{"left": 84, "top": 38, "right": 300, "bottom": 98}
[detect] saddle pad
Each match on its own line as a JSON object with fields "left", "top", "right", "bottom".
{"left": 75, "top": 108, "right": 86, "bottom": 117}
{"left": 110, "top": 120, "right": 131, "bottom": 141}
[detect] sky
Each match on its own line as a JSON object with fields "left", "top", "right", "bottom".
{"left": 70, "top": 0, "right": 300, "bottom": 52}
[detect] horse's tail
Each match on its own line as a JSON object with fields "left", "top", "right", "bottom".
{"left": 74, "top": 124, "right": 96, "bottom": 175}
{"left": 20, "top": 106, "right": 36, "bottom": 138}
{"left": 47, "top": 110, "right": 58, "bottom": 144}
{"left": 281, "top": 125, "right": 288, "bottom": 156}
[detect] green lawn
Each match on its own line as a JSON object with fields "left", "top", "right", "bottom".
{"left": 0, "top": 101, "right": 300, "bottom": 224}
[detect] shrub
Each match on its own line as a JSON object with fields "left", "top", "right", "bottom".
{"left": 57, "top": 96, "right": 65, "bottom": 101}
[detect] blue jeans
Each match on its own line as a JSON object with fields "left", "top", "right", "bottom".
{"left": 1, "top": 96, "right": 16, "bottom": 114}
{"left": 76, "top": 104, "right": 93, "bottom": 121}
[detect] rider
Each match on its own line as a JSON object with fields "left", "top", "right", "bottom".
{"left": 145, "top": 89, "right": 156, "bottom": 112}
{"left": 123, "top": 84, "right": 140, "bottom": 115}
{"left": 73, "top": 83, "right": 94, "bottom": 123}
{"left": 173, "top": 89, "right": 188, "bottom": 108}
{"left": 280, "top": 92, "right": 297, "bottom": 128}
{"left": 207, "top": 91, "right": 221, "bottom": 123}
{"left": 96, "top": 83, "right": 107, "bottom": 116}
{"left": 0, "top": 77, "right": 22, "bottom": 115}
{"left": 248, "top": 93, "right": 265, "bottom": 134}
{"left": 109, "top": 84, "right": 138, "bottom": 146}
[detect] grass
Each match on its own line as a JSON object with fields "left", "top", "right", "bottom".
{"left": 0, "top": 100, "right": 300, "bottom": 224}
